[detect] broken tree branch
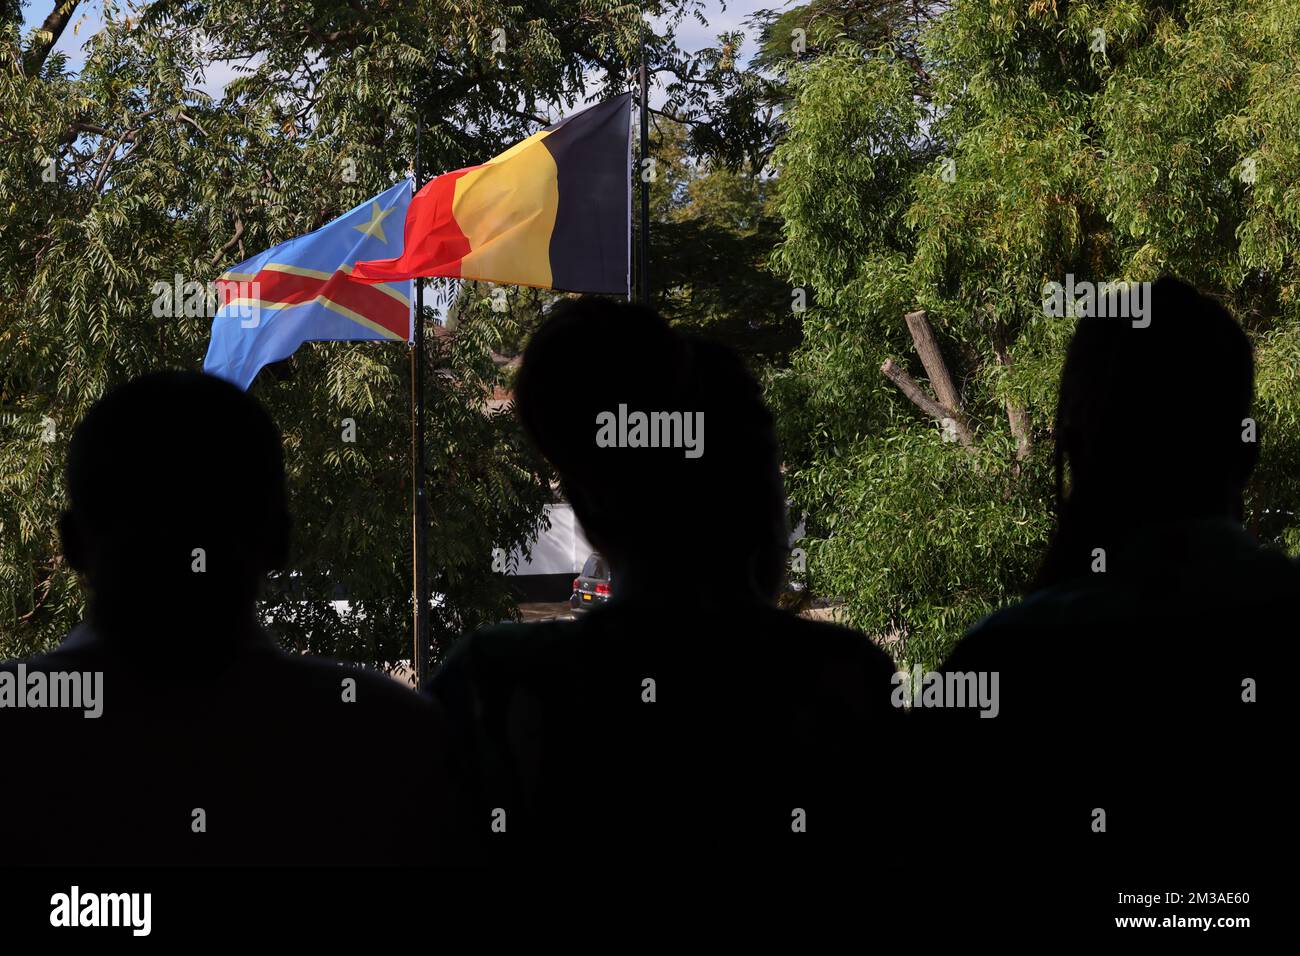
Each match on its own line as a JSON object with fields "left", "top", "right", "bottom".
{"left": 881, "top": 358, "right": 975, "bottom": 448}
{"left": 903, "top": 309, "right": 962, "bottom": 411}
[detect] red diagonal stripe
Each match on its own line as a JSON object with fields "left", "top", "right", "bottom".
{"left": 218, "top": 270, "right": 410, "bottom": 339}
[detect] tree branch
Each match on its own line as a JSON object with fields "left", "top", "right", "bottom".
{"left": 16, "top": 555, "right": 62, "bottom": 624}
{"left": 881, "top": 358, "right": 974, "bottom": 448}
{"left": 23, "top": 0, "right": 82, "bottom": 76}
{"left": 174, "top": 111, "right": 209, "bottom": 137}
{"left": 91, "top": 127, "right": 132, "bottom": 193}
{"left": 211, "top": 215, "right": 245, "bottom": 266}
{"left": 993, "top": 336, "right": 1031, "bottom": 461}
{"left": 649, "top": 106, "right": 709, "bottom": 128}
{"left": 903, "top": 309, "right": 961, "bottom": 411}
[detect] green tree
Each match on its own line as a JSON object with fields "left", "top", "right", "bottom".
{"left": 643, "top": 2, "right": 942, "bottom": 366}
{"left": 769, "top": 0, "right": 1300, "bottom": 670}
{"left": 645, "top": 118, "right": 797, "bottom": 363}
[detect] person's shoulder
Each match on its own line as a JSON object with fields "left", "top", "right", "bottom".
{"left": 428, "top": 619, "right": 577, "bottom": 697}
{"left": 943, "top": 581, "right": 1096, "bottom": 671}
{"left": 744, "top": 607, "right": 897, "bottom": 698}
{"left": 781, "top": 610, "right": 894, "bottom": 667}
{"left": 262, "top": 647, "right": 438, "bottom": 718}
{"left": 447, "top": 619, "right": 576, "bottom": 669}
{"left": 751, "top": 610, "right": 900, "bottom": 725}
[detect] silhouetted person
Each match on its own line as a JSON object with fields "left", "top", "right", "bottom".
{"left": 0, "top": 371, "right": 450, "bottom": 863}
{"left": 428, "top": 298, "right": 898, "bottom": 860}
{"left": 927, "top": 277, "right": 1294, "bottom": 907}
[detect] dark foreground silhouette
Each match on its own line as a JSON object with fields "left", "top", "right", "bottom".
{"left": 927, "top": 277, "right": 1295, "bottom": 895}
{"left": 429, "top": 298, "right": 899, "bottom": 860}
{"left": 1, "top": 371, "right": 449, "bottom": 864}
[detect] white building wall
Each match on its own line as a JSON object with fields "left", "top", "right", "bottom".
{"left": 509, "top": 502, "right": 595, "bottom": 576}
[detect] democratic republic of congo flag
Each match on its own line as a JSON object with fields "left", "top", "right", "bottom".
{"left": 203, "top": 180, "right": 414, "bottom": 390}
{"left": 351, "top": 93, "right": 632, "bottom": 294}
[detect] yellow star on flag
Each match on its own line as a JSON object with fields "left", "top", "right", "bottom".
{"left": 353, "top": 202, "right": 396, "bottom": 244}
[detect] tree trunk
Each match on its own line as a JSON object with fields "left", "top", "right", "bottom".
{"left": 904, "top": 310, "right": 962, "bottom": 411}
{"left": 993, "top": 334, "right": 1031, "bottom": 460}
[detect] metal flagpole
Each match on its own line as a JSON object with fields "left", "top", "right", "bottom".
{"left": 638, "top": 22, "right": 651, "bottom": 305}
{"left": 410, "top": 111, "right": 430, "bottom": 686}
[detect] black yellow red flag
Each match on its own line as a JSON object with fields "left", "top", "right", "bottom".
{"left": 352, "top": 94, "right": 632, "bottom": 294}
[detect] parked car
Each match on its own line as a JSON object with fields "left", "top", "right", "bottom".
{"left": 569, "top": 552, "right": 612, "bottom": 613}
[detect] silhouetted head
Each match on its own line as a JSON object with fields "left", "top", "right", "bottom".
{"left": 1037, "top": 276, "right": 1256, "bottom": 586}
{"left": 61, "top": 371, "right": 290, "bottom": 656}
{"left": 516, "top": 297, "right": 787, "bottom": 605}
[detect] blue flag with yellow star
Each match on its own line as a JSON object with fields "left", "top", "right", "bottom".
{"left": 203, "top": 180, "right": 414, "bottom": 390}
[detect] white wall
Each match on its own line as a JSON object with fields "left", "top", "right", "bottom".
{"left": 508, "top": 502, "right": 595, "bottom": 576}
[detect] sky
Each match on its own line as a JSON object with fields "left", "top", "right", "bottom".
{"left": 20, "top": 0, "right": 783, "bottom": 99}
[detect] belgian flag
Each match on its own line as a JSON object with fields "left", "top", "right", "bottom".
{"left": 352, "top": 93, "right": 632, "bottom": 294}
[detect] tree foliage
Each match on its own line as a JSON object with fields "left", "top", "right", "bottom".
{"left": 647, "top": 118, "right": 798, "bottom": 363}
{"left": 769, "top": 0, "right": 1300, "bottom": 670}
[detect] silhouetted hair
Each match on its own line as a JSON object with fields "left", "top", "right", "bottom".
{"left": 516, "top": 297, "right": 787, "bottom": 599}
{"left": 1035, "top": 276, "right": 1255, "bottom": 588}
